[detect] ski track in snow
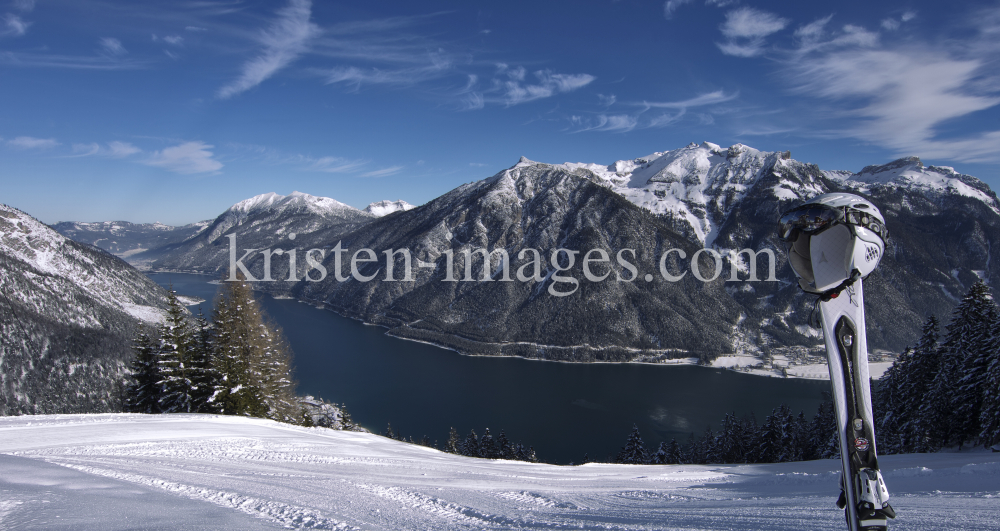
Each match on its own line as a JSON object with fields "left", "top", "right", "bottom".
{"left": 50, "top": 461, "right": 354, "bottom": 530}
{"left": 1, "top": 414, "right": 999, "bottom": 530}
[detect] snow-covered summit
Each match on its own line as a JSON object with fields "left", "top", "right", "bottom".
{"left": 516, "top": 143, "right": 1000, "bottom": 245}
{"left": 228, "top": 191, "right": 357, "bottom": 218}
{"left": 846, "top": 157, "right": 998, "bottom": 213}
{"left": 551, "top": 142, "right": 806, "bottom": 246}
{"left": 364, "top": 199, "right": 415, "bottom": 217}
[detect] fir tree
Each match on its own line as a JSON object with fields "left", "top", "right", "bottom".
{"left": 480, "top": 428, "right": 498, "bottom": 459}
{"left": 616, "top": 424, "right": 649, "bottom": 464}
{"left": 922, "top": 281, "right": 997, "bottom": 448}
{"left": 446, "top": 427, "right": 461, "bottom": 454}
{"left": 652, "top": 441, "right": 669, "bottom": 464}
{"left": 210, "top": 277, "right": 299, "bottom": 422}
{"left": 157, "top": 289, "right": 197, "bottom": 413}
{"left": 979, "top": 344, "right": 1000, "bottom": 447}
{"left": 664, "top": 438, "right": 684, "bottom": 464}
{"left": 189, "top": 310, "right": 220, "bottom": 413}
{"left": 496, "top": 430, "right": 514, "bottom": 460}
{"left": 462, "top": 429, "right": 480, "bottom": 457}
{"left": 125, "top": 332, "right": 162, "bottom": 413}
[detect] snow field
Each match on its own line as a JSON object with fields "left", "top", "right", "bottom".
{"left": 1, "top": 414, "right": 998, "bottom": 530}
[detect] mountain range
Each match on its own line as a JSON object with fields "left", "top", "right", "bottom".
{"left": 1, "top": 204, "right": 176, "bottom": 414}
{"left": 50, "top": 143, "right": 1000, "bottom": 362}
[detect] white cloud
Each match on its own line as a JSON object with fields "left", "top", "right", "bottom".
{"left": 641, "top": 90, "right": 737, "bottom": 108}
{"left": 217, "top": 0, "right": 319, "bottom": 99}
{"left": 12, "top": 0, "right": 34, "bottom": 12}
{"left": 360, "top": 166, "right": 403, "bottom": 177}
{"left": 881, "top": 18, "right": 900, "bottom": 31}
{"left": 784, "top": 18, "right": 1000, "bottom": 163}
{"left": 107, "top": 141, "right": 141, "bottom": 158}
{"left": 795, "top": 15, "right": 833, "bottom": 41}
{"left": 67, "top": 140, "right": 141, "bottom": 158}
{"left": 717, "top": 7, "right": 789, "bottom": 58}
{"left": 308, "top": 156, "right": 368, "bottom": 173}
{"left": 69, "top": 143, "right": 100, "bottom": 157}
{"left": 8, "top": 136, "right": 58, "bottom": 149}
{"left": 902, "top": 11, "right": 917, "bottom": 22}
{"left": 720, "top": 7, "right": 789, "bottom": 39}
{"left": 501, "top": 69, "right": 595, "bottom": 106}
{"left": 145, "top": 141, "right": 223, "bottom": 174}
{"left": 663, "top": 0, "right": 694, "bottom": 20}
{"left": 598, "top": 93, "right": 617, "bottom": 106}
{"left": 163, "top": 35, "right": 184, "bottom": 46}
{"left": 2, "top": 13, "right": 29, "bottom": 36}
{"left": 185, "top": 26, "right": 207, "bottom": 32}
{"left": 461, "top": 92, "right": 485, "bottom": 110}
{"left": 99, "top": 37, "right": 127, "bottom": 56}
{"left": 717, "top": 41, "right": 768, "bottom": 57}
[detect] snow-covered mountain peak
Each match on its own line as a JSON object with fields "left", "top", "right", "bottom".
{"left": 364, "top": 200, "right": 415, "bottom": 217}
{"left": 845, "top": 157, "right": 998, "bottom": 212}
{"left": 550, "top": 142, "right": 798, "bottom": 245}
{"left": 227, "top": 191, "right": 358, "bottom": 218}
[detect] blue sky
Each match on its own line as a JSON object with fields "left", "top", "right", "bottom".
{"left": 3, "top": 0, "right": 1000, "bottom": 225}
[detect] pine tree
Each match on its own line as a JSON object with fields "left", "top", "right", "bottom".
{"left": 616, "top": 424, "right": 649, "bottom": 464}
{"left": 496, "top": 430, "right": 514, "bottom": 460}
{"left": 446, "top": 427, "right": 461, "bottom": 454}
{"left": 979, "top": 344, "right": 1000, "bottom": 447}
{"left": 462, "top": 429, "right": 480, "bottom": 457}
{"left": 903, "top": 316, "right": 942, "bottom": 452}
{"left": 157, "top": 289, "right": 197, "bottom": 413}
{"left": 210, "top": 277, "right": 299, "bottom": 422}
{"left": 125, "top": 332, "right": 162, "bottom": 413}
{"left": 664, "top": 438, "right": 684, "bottom": 464}
{"left": 921, "top": 282, "right": 997, "bottom": 448}
{"left": 480, "top": 428, "right": 498, "bottom": 459}
{"left": 956, "top": 286, "right": 999, "bottom": 446}
{"left": 652, "top": 441, "right": 669, "bottom": 464}
{"left": 189, "top": 310, "right": 220, "bottom": 413}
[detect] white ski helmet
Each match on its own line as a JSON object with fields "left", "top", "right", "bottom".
{"left": 778, "top": 193, "right": 887, "bottom": 297}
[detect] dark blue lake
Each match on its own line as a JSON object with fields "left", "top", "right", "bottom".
{"left": 150, "top": 272, "right": 830, "bottom": 464}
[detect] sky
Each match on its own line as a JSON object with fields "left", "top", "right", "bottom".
{"left": 2, "top": 0, "right": 1000, "bottom": 225}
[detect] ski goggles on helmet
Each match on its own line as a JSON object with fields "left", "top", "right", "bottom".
{"left": 778, "top": 204, "right": 843, "bottom": 241}
{"left": 778, "top": 204, "right": 887, "bottom": 242}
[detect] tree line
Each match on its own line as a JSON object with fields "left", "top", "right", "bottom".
{"left": 874, "top": 279, "right": 1000, "bottom": 452}
{"left": 611, "top": 401, "right": 838, "bottom": 465}
{"left": 382, "top": 424, "right": 540, "bottom": 462}
{"left": 610, "top": 279, "right": 1000, "bottom": 466}
{"left": 124, "top": 278, "right": 303, "bottom": 424}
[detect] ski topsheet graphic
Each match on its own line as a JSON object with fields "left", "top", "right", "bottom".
{"left": 779, "top": 193, "right": 896, "bottom": 531}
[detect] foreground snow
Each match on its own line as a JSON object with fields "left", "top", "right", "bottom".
{"left": 1, "top": 415, "right": 998, "bottom": 530}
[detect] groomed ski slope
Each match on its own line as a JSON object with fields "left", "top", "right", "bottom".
{"left": 0, "top": 414, "right": 998, "bottom": 530}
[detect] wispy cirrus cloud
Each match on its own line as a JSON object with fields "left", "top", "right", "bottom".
{"left": 1, "top": 13, "right": 29, "bottom": 36}
{"left": 774, "top": 8, "right": 1000, "bottom": 163}
{"left": 570, "top": 114, "right": 639, "bottom": 133}
{"left": 99, "top": 37, "right": 127, "bottom": 56}
{"left": 217, "top": 0, "right": 319, "bottom": 99}
{"left": 308, "top": 156, "right": 368, "bottom": 173}
{"left": 8, "top": 136, "right": 59, "bottom": 149}
{"left": 497, "top": 65, "right": 595, "bottom": 106}
{"left": 145, "top": 141, "right": 223, "bottom": 174}
{"left": 717, "top": 7, "right": 789, "bottom": 57}
{"left": 66, "top": 141, "right": 142, "bottom": 158}
{"left": 360, "top": 165, "right": 404, "bottom": 178}
{"left": 569, "top": 90, "right": 737, "bottom": 133}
